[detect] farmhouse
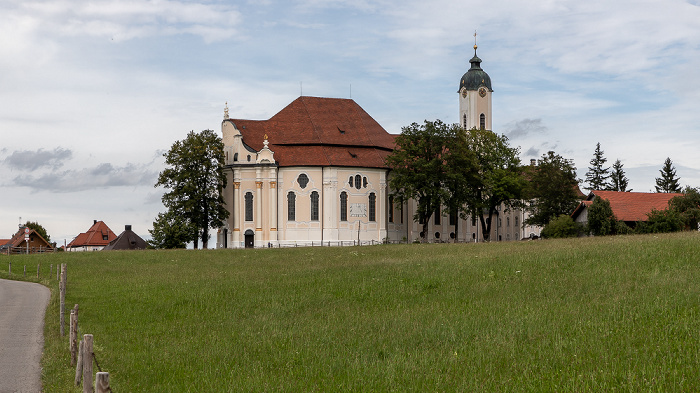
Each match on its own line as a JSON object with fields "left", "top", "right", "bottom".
{"left": 66, "top": 220, "right": 117, "bottom": 252}
{"left": 0, "top": 226, "right": 53, "bottom": 255}
{"left": 571, "top": 190, "right": 683, "bottom": 228}
{"left": 217, "top": 47, "right": 539, "bottom": 248}
{"left": 103, "top": 225, "right": 148, "bottom": 251}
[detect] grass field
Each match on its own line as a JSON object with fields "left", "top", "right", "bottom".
{"left": 2, "top": 232, "right": 699, "bottom": 392}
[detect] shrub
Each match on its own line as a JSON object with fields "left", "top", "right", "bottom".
{"left": 587, "top": 196, "right": 617, "bottom": 236}
{"left": 541, "top": 215, "right": 581, "bottom": 238}
{"left": 637, "top": 208, "right": 684, "bottom": 234}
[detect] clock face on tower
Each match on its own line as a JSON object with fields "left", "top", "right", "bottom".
{"left": 478, "top": 87, "right": 487, "bottom": 97}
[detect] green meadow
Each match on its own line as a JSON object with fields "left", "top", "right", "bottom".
{"left": 2, "top": 232, "right": 699, "bottom": 392}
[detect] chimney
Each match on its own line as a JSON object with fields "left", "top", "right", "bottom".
{"left": 125, "top": 225, "right": 132, "bottom": 231}
{"left": 94, "top": 220, "right": 97, "bottom": 225}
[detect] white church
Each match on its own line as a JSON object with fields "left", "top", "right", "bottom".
{"left": 216, "top": 47, "right": 541, "bottom": 248}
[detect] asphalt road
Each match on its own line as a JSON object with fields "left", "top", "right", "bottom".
{"left": 0, "top": 278, "right": 50, "bottom": 393}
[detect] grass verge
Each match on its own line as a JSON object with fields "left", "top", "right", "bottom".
{"left": 3, "top": 232, "right": 700, "bottom": 391}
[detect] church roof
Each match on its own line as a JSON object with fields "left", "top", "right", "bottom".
{"left": 228, "top": 96, "right": 396, "bottom": 168}
{"left": 459, "top": 49, "right": 493, "bottom": 92}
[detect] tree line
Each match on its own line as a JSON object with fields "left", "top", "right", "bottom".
{"left": 148, "top": 124, "right": 697, "bottom": 248}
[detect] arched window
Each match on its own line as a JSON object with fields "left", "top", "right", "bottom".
{"left": 340, "top": 192, "right": 348, "bottom": 221}
{"left": 355, "top": 174, "right": 361, "bottom": 190}
{"left": 363, "top": 177, "right": 368, "bottom": 188}
{"left": 507, "top": 217, "right": 510, "bottom": 227}
{"left": 310, "top": 191, "right": 319, "bottom": 221}
{"left": 480, "top": 113, "right": 485, "bottom": 129}
{"left": 233, "top": 153, "right": 238, "bottom": 161}
{"left": 297, "top": 174, "right": 309, "bottom": 189}
{"left": 287, "top": 191, "right": 296, "bottom": 221}
{"left": 368, "top": 192, "right": 376, "bottom": 222}
{"left": 348, "top": 176, "right": 353, "bottom": 187}
{"left": 245, "top": 192, "right": 253, "bottom": 221}
{"left": 463, "top": 114, "right": 467, "bottom": 128}
{"left": 515, "top": 216, "right": 519, "bottom": 228}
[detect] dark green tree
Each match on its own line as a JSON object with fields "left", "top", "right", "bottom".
{"left": 668, "top": 187, "right": 700, "bottom": 230}
{"left": 155, "top": 129, "right": 229, "bottom": 249}
{"left": 24, "top": 221, "right": 51, "bottom": 244}
{"left": 585, "top": 142, "right": 610, "bottom": 190}
{"left": 462, "top": 128, "right": 526, "bottom": 242}
{"left": 654, "top": 157, "right": 682, "bottom": 193}
{"left": 386, "top": 120, "right": 453, "bottom": 241}
{"left": 148, "top": 211, "right": 197, "bottom": 249}
{"left": 524, "top": 151, "right": 581, "bottom": 227}
{"left": 587, "top": 196, "right": 617, "bottom": 236}
{"left": 637, "top": 208, "right": 684, "bottom": 233}
{"left": 609, "top": 159, "right": 630, "bottom": 192}
{"left": 442, "top": 126, "right": 479, "bottom": 241}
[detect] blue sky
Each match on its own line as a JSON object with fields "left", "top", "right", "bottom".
{"left": 1, "top": 0, "right": 699, "bottom": 245}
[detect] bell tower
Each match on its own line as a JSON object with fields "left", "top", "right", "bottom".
{"left": 458, "top": 32, "right": 492, "bottom": 130}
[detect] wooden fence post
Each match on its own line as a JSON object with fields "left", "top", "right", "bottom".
{"left": 37, "top": 263, "right": 40, "bottom": 279}
{"left": 8, "top": 261, "right": 10, "bottom": 276}
{"left": 60, "top": 266, "right": 66, "bottom": 336}
{"left": 82, "top": 334, "right": 93, "bottom": 393}
{"left": 24, "top": 265, "right": 26, "bottom": 278}
{"left": 70, "top": 311, "right": 77, "bottom": 366}
{"left": 95, "top": 372, "right": 110, "bottom": 393}
{"left": 75, "top": 339, "right": 84, "bottom": 386}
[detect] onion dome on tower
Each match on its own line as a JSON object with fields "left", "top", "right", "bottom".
{"left": 458, "top": 44, "right": 492, "bottom": 92}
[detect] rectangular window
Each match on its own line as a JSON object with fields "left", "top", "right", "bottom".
{"left": 368, "top": 193, "right": 376, "bottom": 222}
{"left": 449, "top": 209, "right": 457, "bottom": 226}
{"left": 434, "top": 205, "right": 441, "bottom": 225}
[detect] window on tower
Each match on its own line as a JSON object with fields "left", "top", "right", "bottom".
{"left": 463, "top": 114, "right": 467, "bottom": 128}
{"left": 480, "top": 113, "right": 485, "bottom": 130}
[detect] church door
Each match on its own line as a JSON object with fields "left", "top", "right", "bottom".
{"left": 244, "top": 229, "right": 254, "bottom": 248}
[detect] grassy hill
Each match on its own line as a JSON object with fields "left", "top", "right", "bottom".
{"left": 3, "top": 232, "right": 699, "bottom": 392}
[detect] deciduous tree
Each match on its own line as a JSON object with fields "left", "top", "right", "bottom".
{"left": 148, "top": 211, "right": 197, "bottom": 249}
{"left": 462, "top": 128, "right": 525, "bottom": 242}
{"left": 587, "top": 196, "right": 617, "bottom": 236}
{"left": 386, "top": 120, "right": 453, "bottom": 241}
{"left": 23, "top": 221, "right": 51, "bottom": 244}
{"left": 525, "top": 151, "right": 580, "bottom": 227}
{"left": 155, "top": 129, "right": 229, "bottom": 249}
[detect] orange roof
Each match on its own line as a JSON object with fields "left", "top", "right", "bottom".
{"left": 67, "top": 221, "right": 117, "bottom": 248}
{"left": 589, "top": 190, "right": 683, "bottom": 222}
{"left": 229, "top": 96, "right": 396, "bottom": 168}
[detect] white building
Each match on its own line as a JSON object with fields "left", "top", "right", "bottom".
{"left": 217, "top": 48, "right": 540, "bottom": 248}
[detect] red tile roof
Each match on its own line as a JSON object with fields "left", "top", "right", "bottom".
{"left": 229, "top": 96, "right": 396, "bottom": 168}
{"left": 67, "top": 221, "right": 117, "bottom": 248}
{"left": 590, "top": 190, "right": 683, "bottom": 222}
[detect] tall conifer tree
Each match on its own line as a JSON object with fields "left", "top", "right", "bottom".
{"left": 610, "top": 159, "right": 630, "bottom": 192}
{"left": 585, "top": 142, "right": 610, "bottom": 191}
{"left": 655, "top": 157, "right": 682, "bottom": 193}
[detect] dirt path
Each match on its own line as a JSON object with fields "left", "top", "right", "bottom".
{"left": 0, "top": 278, "right": 50, "bottom": 393}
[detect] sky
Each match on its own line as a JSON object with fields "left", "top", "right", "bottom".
{"left": 1, "top": 0, "right": 699, "bottom": 246}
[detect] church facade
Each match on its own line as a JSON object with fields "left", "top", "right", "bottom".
{"left": 216, "top": 49, "right": 540, "bottom": 248}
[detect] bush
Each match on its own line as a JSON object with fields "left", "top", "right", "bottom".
{"left": 587, "top": 197, "right": 617, "bottom": 236}
{"left": 541, "top": 215, "right": 582, "bottom": 238}
{"left": 637, "top": 209, "right": 684, "bottom": 234}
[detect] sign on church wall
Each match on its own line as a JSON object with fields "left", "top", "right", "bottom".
{"left": 350, "top": 203, "right": 367, "bottom": 217}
